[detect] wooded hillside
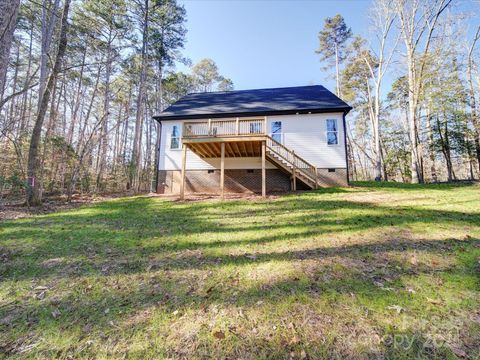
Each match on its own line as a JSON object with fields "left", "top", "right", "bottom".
{"left": 316, "top": 1, "right": 480, "bottom": 184}
{"left": 0, "top": 0, "right": 232, "bottom": 205}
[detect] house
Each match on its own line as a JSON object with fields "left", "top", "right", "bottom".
{"left": 153, "top": 85, "right": 352, "bottom": 199}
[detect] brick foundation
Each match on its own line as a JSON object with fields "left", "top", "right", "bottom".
{"left": 316, "top": 168, "right": 348, "bottom": 187}
{"left": 156, "top": 168, "right": 348, "bottom": 194}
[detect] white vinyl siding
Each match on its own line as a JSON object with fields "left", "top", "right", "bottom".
{"left": 158, "top": 112, "right": 346, "bottom": 170}
{"left": 267, "top": 113, "right": 346, "bottom": 168}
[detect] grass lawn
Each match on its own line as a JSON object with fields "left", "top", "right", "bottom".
{"left": 1, "top": 182, "right": 479, "bottom": 359}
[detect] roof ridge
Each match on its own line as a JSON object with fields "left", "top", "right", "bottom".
{"left": 154, "top": 84, "right": 352, "bottom": 120}
{"left": 185, "top": 84, "right": 326, "bottom": 96}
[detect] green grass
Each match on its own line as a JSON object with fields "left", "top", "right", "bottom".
{"left": 1, "top": 181, "right": 479, "bottom": 359}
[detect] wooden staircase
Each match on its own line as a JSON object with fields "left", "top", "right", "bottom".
{"left": 265, "top": 136, "right": 319, "bottom": 190}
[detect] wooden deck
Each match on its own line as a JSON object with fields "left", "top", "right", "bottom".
{"left": 178, "top": 117, "right": 320, "bottom": 200}
{"left": 186, "top": 140, "right": 264, "bottom": 158}
{"left": 182, "top": 117, "right": 269, "bottom": 158}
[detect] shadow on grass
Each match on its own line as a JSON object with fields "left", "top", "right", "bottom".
{"left": 0, "top": 192, "right": 479, "bottom": 357}
{"left": 1, "top": 239, "right": 477, "bottom": 358}
{"left": 1, "top": 195, "right": 479, "bottom": 280}
{"left": 351, "top": 180, "right": 477, "bottom": 190}
{"left": 310, "top": 186, "right": 351, "bottom": 194}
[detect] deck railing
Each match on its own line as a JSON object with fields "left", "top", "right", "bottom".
{"left": 266, "top": 135, "right": 318, "bottom": 183}
{"left": 183, "top": 118, "right": 266, "bottom": 138}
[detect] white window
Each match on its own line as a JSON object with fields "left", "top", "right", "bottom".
{"left": 326, "top": 119, "right": 338, "bottom": 145}
{"left": 170, "top": 125, "right": 180, "bottom": 149}
{"left": 271, "top": 121, "right": 282, "bottom": 143}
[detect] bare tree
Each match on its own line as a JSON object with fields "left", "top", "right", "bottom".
{"left": 394, "top": 0, "right": 452, "bottom": 183}
{"left": 366, "top": 0, "right": 398, "bottom": 181}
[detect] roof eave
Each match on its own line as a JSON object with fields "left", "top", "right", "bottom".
{"left": 153, "top": 107, "right": 352, "bottom": 122}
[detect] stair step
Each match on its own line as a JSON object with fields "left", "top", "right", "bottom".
{"left": 266, "top": 144, "right": 317, "bottom": 190}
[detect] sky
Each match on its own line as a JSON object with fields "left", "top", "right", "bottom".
{"left": 176, "top": 0, "right": 479, "bottom": 97}
{"left": 177, "top": 0, "right": 371, "bottom": 94}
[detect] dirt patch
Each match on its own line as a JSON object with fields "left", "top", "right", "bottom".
{"left": 0, "top": 192, "right": 286, "bottom": 220}
{"left": 0, "top": 201, "right": 84, "bottom": 221}
{"left": 0, "top": 191, "right": 145, "bottom": 221}
{"left": 151, "top": 191, "right": 297, "bottom": 203}
{"left": 41, "top": 257, "right": 66, "bottom": 268}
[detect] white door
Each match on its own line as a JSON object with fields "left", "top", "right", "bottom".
{"left": 271, "top": 121, "right": 282, "bottom": 143}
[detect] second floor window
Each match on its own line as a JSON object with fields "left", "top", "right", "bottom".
{"left": 170, "top": 125, "right": 180, "bottom": 149}
{"left": 326, "top": 119, "right": 338, "bottom": 145}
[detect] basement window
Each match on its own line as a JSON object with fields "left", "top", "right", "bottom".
{"left": 328, "top": 168, "right": 336, "bottom": 173}
{"left": 247, "top": 169, "right": 254, "bottom": 173}
{"left": 207, "top": 170, "right": 214, "bottom": 174}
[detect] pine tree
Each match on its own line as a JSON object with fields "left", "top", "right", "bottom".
{"left": 316, "top": 14, "right": 352, "bottom": 97}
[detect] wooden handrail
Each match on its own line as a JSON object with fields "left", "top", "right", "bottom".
{"left": 265, "top": 135, "right": 318, "bottom": 185}
{"left": 265, "top": 135, "right": 316, "bottom": 170}
{"left": 183, "top": 118, "right": 265, "bottom": 138}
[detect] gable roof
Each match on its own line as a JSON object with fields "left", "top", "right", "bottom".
{"left": 153, "top": 85, "right": 352, "bottom": 121}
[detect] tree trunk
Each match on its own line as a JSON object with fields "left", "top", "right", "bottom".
{"left": 96, "top": 35, "right": 113, "bottom": 192}
{"left": 130, "top": 0, "right": 149, "bottom": 192}
{"left": 373, "top": 116, "right": 382, "bottom": 181}
{"left": 20, "top": 16, "right": 34, "bottom": 133}
{"left": 38, "top": 0, "right": 61, "bottom": 108}
{"left": 67, "top": 43, "right": 87, "bottom": 145}
{"left": 112, "top": 103, "right": 122, "bottom": 175}
{"left": 76, "top": 65, "right": 101, "bottom": 156}
{"left": 153, "top": 62, "right": 163, "bottom": 192}
{"left": 334, "top": 42, "right": 341, "bottom": 98}
{"left": 467, "top": 27, "right": 480, "bottom": 174}
{"left": 347, "top": 135, "right": 357, "bottom": 181}
{"left": 8, "top": 47, "right": 19, "bottom": 134}
{"left": 121, "top": 85, "right": 133, "bottom": 190}
{"left": 406, "top": 49, "right": 421, "bottom": 184}
{"left": 425, "top": 104, "right": 437, "bottom": 182}
{"left": 122, "top": 83, "right": 133, "bottom": 171}
{"left": 380, "top": 138, "right": 388, "bottom": 181}
{"left": 39, "top": 75, "right": 58, "bottom": 189}
{"left": 26, "top": 0, "right": 70, "bottom": 206}
{"left": 0, "top": 0, "right": 21, "bottom": 106}
{"left": 436, "top": 115, "right": 453, "bottom": 182}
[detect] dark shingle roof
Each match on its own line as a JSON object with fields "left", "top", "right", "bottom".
{"left": 154, "top": 85, "right": 351, "bottom": 121}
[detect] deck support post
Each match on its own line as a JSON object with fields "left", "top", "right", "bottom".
{"left": 180, "top": 143, "right": 187, "bottom": 200}
{"left": 292, "top": 150, "right": 297, "bottom": 191}
{"left": 220, "top": 142, "right": 225, "bottom": 199}
{"left": 261, "top": 140, "right": 266, "bottom": 198}
{"left": 314, "top": 167, "right": 318, "bottom": 189}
